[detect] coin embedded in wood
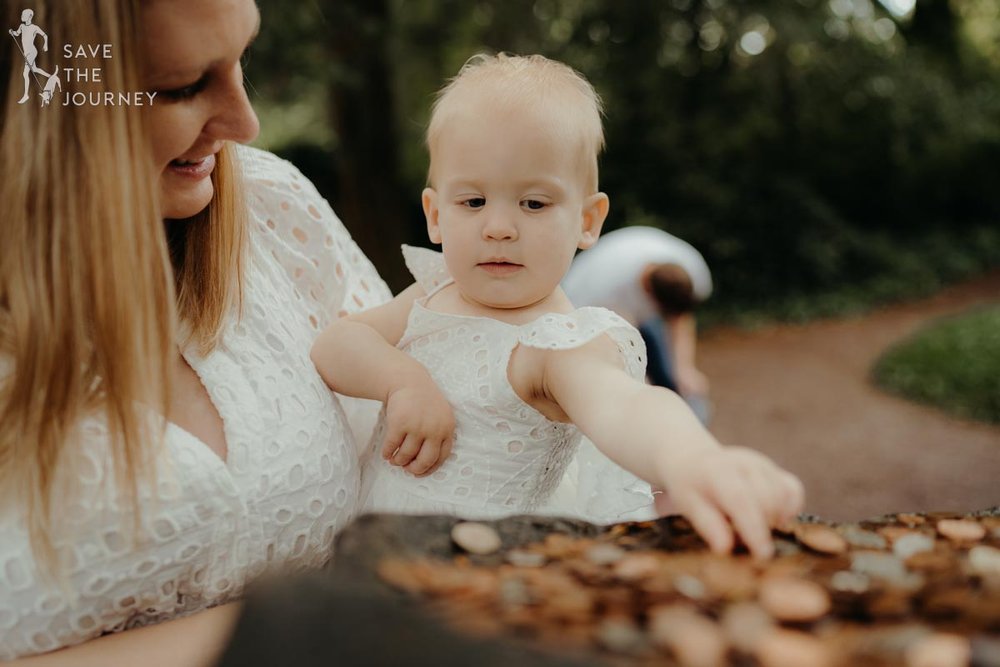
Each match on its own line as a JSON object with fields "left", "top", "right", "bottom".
{"left": 936, "top": 519, "right": 986, "bottom": 543}
{"left": 758, "top": 576, "right": 831, "bottom": 623}
{"left": 451, "top": 522, "right": 502, "bottom": 555}
{"left": 648, "top": 605, "right": 728, "bottom": 667}
{"left": 905, "top": 633, "right": 971, "bottom": 667}
{"left": 370, "top": 511, "right": 1000, "bottom": 667}
{"left": 755, "top": 628, "right": 833, "bottom": 667}
{"left": 795, "top": 523, "right": 848, "bottom": 555}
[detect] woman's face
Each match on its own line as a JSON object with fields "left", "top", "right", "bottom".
{"left": 141, "top": 0, "right": 260, "bottom": 220}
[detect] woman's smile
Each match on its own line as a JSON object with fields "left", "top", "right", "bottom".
{"left": 168, "top": 153, "right": 216, "bottom": 179}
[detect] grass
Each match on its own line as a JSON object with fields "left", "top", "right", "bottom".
{"left": 872, "top": 305, "right": 1000, "bottom": 425}
{"left": 699, "top": 224, "right": 1000, "bottom": 330}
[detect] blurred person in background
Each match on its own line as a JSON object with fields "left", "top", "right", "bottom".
{"left": 563, "top": 225, "right": 713, "bottom": 423}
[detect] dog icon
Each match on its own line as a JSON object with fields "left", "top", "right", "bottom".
{"left": 39, "top": 65, "right": 61, "bottom": 106}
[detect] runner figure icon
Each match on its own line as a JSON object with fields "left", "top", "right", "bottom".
{"left": 9, "top": 9, "right": 52, "bottom": 105}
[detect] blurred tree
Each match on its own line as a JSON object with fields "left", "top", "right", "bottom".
{"left": 321, "top": 0, "right": 410, "bottom": 289}
{"left": 247, "top": 0, "right": 1000, "bottom": 314}
{"left": 903, "top": 0, "right": 960, "bottom": 67}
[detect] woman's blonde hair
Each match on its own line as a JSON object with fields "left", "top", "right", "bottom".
{"left": 426, "top": 53, "right": 606, "bottom": 193}
{"left": 0, "top": 0, "right": 246, "bottom": 571}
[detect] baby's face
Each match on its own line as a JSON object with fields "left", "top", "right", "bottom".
{"left": 424, "top": 108, "right": 604, "bottom": 311}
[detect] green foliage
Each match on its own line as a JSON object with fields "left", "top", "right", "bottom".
{"left": 873, "top": 305, "right": 1000, "bottom": 425}
{"left": 245, "top": 0, "right": 1000, "bottom": 313}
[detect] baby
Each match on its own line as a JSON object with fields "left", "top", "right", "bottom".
{"left": 312, "top": 54, "right": 804, "bottom": 558}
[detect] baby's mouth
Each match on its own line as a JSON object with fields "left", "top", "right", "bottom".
{"left": 478, "top": 261, "right": 523, "bottom": 276}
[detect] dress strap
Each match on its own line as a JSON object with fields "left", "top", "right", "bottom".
{"left": 517, "top": 307, "right": 647, "bottom": 382}
{"left": 401, "top": 245, "right": 452, "bottom": 295}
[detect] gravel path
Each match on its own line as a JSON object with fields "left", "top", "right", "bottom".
{"left": 700, "top": 270, "right": 1000, "bottom": 522}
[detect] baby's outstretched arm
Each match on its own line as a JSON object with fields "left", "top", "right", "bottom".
{"left": 542, "top": 337, "right": 804, "bottom": 559}
{"left": 311, "top": 284, "right": 455, "bottom": 476}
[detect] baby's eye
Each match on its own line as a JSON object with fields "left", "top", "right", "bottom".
{"left": 521, "top": 199, "right": 547, "bottom": 211}
{"left": 462, "top": 197, "right": 486, "bottom": 209}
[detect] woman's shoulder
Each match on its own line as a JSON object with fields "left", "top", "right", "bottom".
{"left": 236, "top": 144, "right": 330, "bottom": 221}
{"left": 237, "top": 144, "right": 302, "bottom": 187}
{"left": 234, "top": 144, "right": 390, "bottom": 323}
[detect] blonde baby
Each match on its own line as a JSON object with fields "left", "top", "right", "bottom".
{"left": 312, "top": 54, "right": 804, "bottom": 558}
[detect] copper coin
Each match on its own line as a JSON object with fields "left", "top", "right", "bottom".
{"left": 905, "top": 633, "right": 971, "bottom": 667}
{"left": 721, "top": 601, "right": 774, "bottom": 653}
{"left": 648, "top": 605, "right": 727, "bottom": 667}
{"left": 612, "top": 552, "right": 661, "bottom": 581}
{"left": 937, "top": 519, "right": 986, "bottom": 543}
{"left": 758, "top": 576, "right": 831, "bottom": 623}
{"left": 795, "top": 523, "right": 848, "bottom": 555}
{"left": 755, "top": 629, "right": 833, "bottom": 667}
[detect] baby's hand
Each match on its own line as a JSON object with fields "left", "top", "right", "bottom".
{"left": 382, "top": 380, "right": 455, "bottom": 477}
{"left": 663, "top": 446, "right": 804, "bottom": 560}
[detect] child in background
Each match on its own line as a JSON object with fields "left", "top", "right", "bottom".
{"left": 311, "top": 54, "right": 804, "bottom": 558}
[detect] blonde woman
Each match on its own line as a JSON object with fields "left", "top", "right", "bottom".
{"left": 1, "top": 0, "right": 390, "bottom": 664}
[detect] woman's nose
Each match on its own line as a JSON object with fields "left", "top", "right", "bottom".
{"left": 206, "top": 62, "right": 260, "bottom": 144}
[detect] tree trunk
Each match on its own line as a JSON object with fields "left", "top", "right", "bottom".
{"left": 322, "top": 0, "right": 410, "bottom": 292}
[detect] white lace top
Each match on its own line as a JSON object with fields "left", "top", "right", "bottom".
{"left": 362, "top": 246, "right": 654, "bottom": 523}
{"left": 0, "top": 146, "right": 391, "bottom": 659}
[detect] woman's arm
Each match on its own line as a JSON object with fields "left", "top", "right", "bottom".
{"left": 541, "top": 337, "right": 803, "bottom": 559}
{"left": 7, "top": 603, "right": 241, "bottom": 667}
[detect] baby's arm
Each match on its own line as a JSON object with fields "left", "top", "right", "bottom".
{"left": 311, "top": 284, "right": 455, "bottom": 476}
{"left": 541, "top": 337, "right": 803, "bottom": 559}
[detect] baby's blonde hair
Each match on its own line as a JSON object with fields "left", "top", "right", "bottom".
{"left": 426, "top": 53, "right": 605, "bottom": 193}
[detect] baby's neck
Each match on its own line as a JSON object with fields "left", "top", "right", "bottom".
{"left": 424, "top": 283, "right": 574, "bottom": 325}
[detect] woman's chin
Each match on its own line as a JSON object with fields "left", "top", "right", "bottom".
{"left": 161, "top": 182, "right": 214, "bottom": 220}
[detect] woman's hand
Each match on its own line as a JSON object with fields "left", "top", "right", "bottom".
{"left": 7, "top": 603, "right": 242, "bottom": 667}
{"left": 659, "top": 445, "right": 805, "bottom": 559}
{"left": 381, "top": 374, "right": 455, "bottom": 477}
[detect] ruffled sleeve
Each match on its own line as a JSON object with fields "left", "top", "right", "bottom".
{"left": 239, "top": 145, "right": 392, "bottom": 326}
{"left": 517, "top": 307, "right": 647, "bottom": 382}
{"left": 400, "top": 244, "right": 451, "bottom": 294}
{"left": 520, "top": 308, "right": 656, "bottom": 524}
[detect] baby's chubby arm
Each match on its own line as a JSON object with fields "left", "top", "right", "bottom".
{"left": 540, "top": 337, "right": 804, "bottom": 559}
{"left": 310, "top": 284, "right": 455, "bottom": 476}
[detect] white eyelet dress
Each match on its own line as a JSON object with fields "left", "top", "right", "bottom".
{"left": 362, "top": 246, "right": 655, "bottom": 523}
{"left": 0, "top": 146, "right": 391, "bottom": 659}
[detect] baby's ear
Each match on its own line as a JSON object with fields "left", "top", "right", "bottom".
{"left": 422, "top": 188, "right": 442, "bottom": 244}
{"left": 579, "top": 192, "right": 609, "bottom": 250}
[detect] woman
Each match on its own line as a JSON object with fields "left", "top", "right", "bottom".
{"left": 0, "top": 0, "right": 390, "bottom": 663}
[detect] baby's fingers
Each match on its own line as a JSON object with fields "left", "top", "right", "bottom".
{"left": 716, "top": 482, "right": 774, "bottom": 560}
{"left": 391, "top": 433, "right": 422, "bottom": 467}
{"left": 381, "top": 427, "right": 405, "bottom": 461}
{"left": 406, "top": 440, "right": 442, "bottom": 477}
{"left": 777, "top": 471, "right": 806, "bottom": 527}
{"left": 419, "top": 437, "right": 454, "bottom": 476}
{"left": 683, "top": 496, "right": 734, "bottom": 555}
